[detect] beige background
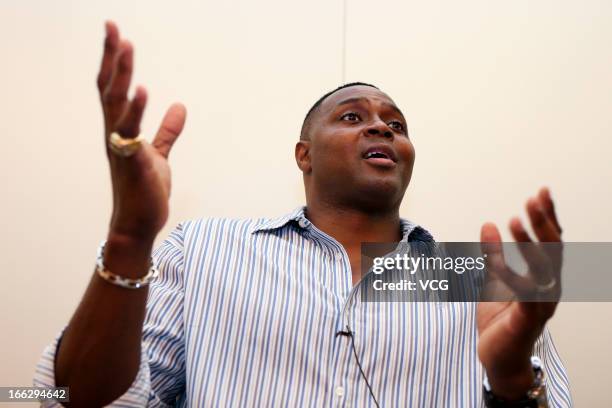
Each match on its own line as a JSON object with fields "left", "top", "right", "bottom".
{"left": 1, "top": 0, "right": 611, "bottom": 406}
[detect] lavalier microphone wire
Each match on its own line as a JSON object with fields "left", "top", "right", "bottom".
{"left": 336, "top": 327, "right": 380, "bottom": 408}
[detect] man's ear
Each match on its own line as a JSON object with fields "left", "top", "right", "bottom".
{"left": 295, "top": 140, "right": 312, "bottom": 173}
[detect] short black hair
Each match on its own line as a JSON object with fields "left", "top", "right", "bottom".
{"left": 300, "top": 82, "right": 379, "bottom": 140}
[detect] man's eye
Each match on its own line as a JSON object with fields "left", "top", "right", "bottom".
{"left": 341, "top": 112, "right": 360, "bottom": 121}
{"left": 389, "top": 121, "right": 405, "bottom": 131}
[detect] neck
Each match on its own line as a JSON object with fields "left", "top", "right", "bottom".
{"left": 304, "top": 199, "right": 403, "bottom": 248}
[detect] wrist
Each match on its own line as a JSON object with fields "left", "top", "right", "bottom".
{"left": 108, "top": 214, "right": 159, "bottom": 244}
{"left": 103, "top": 231, "right": 155, "bottom": 280}
{"left": 483, "top": 357, "right": 548, "bottom": 408}
{"left": 107, "top": 229, "right": 155, "bottom": 250}
{"left": 485, "top": 362, "right": 535, "bottom": 400}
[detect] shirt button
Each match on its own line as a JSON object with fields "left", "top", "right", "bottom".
{"left": 298, "top": 219, "right": 308, "bottom": 228}
{"left": 335, "top": 386, "right": 345, "bottom": 398}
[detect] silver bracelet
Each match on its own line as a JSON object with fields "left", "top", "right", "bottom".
{"left": 483, "top": 356, "right": 548, "bottom": 408}
{"left": 95, "top": 240, "right": 159, "bottom": 289}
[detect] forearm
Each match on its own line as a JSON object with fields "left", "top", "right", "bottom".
{"left": 55, "top": 232, "right": 153, "bottom": 407}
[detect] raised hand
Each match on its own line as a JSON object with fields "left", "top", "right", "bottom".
{"left": 52, "top": 22, "right": 188, "bottom": 406}
{"left": 477, "top": 187, "right": 563, "bottom": 400}
{"left": 99, "top": 21, "right": 186, "bottom": 244}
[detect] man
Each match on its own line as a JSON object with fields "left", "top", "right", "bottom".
{"left": 35, "top": 21, "right": 571, "bottom": 407}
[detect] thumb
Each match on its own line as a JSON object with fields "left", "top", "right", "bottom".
{"left": 152, "top": 103, "right": 187, "bottom": 158}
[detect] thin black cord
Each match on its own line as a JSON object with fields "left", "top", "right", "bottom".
{"left": 336, "top": 328, "right": 380, "bottom": 408}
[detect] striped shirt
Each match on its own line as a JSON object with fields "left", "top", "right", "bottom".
{"left": 34, "top": 207, "right": 572, "bottom": 407}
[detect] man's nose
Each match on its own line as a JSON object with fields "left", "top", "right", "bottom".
{"left": 365, "top": 120, "right": 393, "bottom": 139}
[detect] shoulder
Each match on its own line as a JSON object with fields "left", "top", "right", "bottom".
{"left": 177, "top": 216, "right": 274, "bottom": 241}
{"left": 156, "top": 217, "right": 272, "bottom": 259}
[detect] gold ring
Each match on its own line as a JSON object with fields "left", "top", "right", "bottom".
{"left": 109, "top": 132, "right": 144, "bottom": 157}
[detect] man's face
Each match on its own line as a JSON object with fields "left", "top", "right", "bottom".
{"left": 301, "top": 85, "right": 415, "bottom": 210}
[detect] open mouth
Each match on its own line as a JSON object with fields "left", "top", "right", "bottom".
{"left": 364, "top": 151, "right": 392, "bottom": 160}
{"left": 362, "top": 146, "right": 397, "bottom": 167}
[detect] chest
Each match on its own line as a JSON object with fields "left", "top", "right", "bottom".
{"left": 177, "top": 225, "right": 482, "bottom": 406}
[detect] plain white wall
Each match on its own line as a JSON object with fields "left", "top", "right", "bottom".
{"left": 1, "top": 0, "right": 610, "bottom": 406}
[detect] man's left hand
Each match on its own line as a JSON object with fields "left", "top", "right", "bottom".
{"left": 477, "top": 187, "right": 563, "bottom": 400}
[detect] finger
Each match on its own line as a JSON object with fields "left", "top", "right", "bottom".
{"left": 97, "top": 21, "right": 120, "bottom": 93}
{"left": 509, "top": 217, "right": 554, "bottom": 286}
{"left": 509, "top": 217, "right": 532, "bottom": 243}
{"left": 535, "top": 188, "right": 564, "bottom": 276}
{"left": 480, "top": 222, "right": 508, "bottom": 284}
{"left": 480, "top": 222, "right": 510, "bottom": 300}
{"left": 115, "top": 86, "right": 148, "bottom": 138}
{"left": 538, "top": 187, "right": 562, "bottom": 235}
{"left": 102, "top": 40, "right": 134, "bottom": 125}
{"left": 480, "top": 222, "right": 505, "bottom": 273}
{"left": 527, "top": 197, "right": 560, "bottom": 242}
{"left": 481, "top": 222, "right": 533, "bottom": 296}
{"left": 152, "top": 103, "right": 187, "bottom": 158}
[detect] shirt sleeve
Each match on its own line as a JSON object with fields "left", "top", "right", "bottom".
{"left": 33, "top": 224, "right": 187, "bottom": 407}
{"left": 534, "top": 327, "right": 573, "bottom": 407}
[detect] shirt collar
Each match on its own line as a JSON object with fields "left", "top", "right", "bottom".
{"left": 251, "top": 206, "right": 434, "bottom": 242}
{"left": 250, "top": 206, "right": 309, "bottom": 233}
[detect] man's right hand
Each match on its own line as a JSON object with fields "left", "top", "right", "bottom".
{"left": 52, "top": 22, "right": 187, "bottom": 407}
{"left": 100, "top": 21, "right": 186, "bottom": 245}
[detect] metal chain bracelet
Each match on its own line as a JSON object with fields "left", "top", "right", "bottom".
{"left": 95, "top": 240, "right": 159, "bottom": 289}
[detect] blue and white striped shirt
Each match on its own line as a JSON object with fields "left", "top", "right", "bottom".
{"left": 35, "top": 207, "right": 572, "bottom": 407}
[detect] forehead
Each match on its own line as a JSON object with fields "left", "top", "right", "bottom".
{"left": 319, "top": 85, "right": 399, "bottom": 114}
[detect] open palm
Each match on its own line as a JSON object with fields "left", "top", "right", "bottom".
{"left": 477, "top": 187, "right": 563, "bottom": 397}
